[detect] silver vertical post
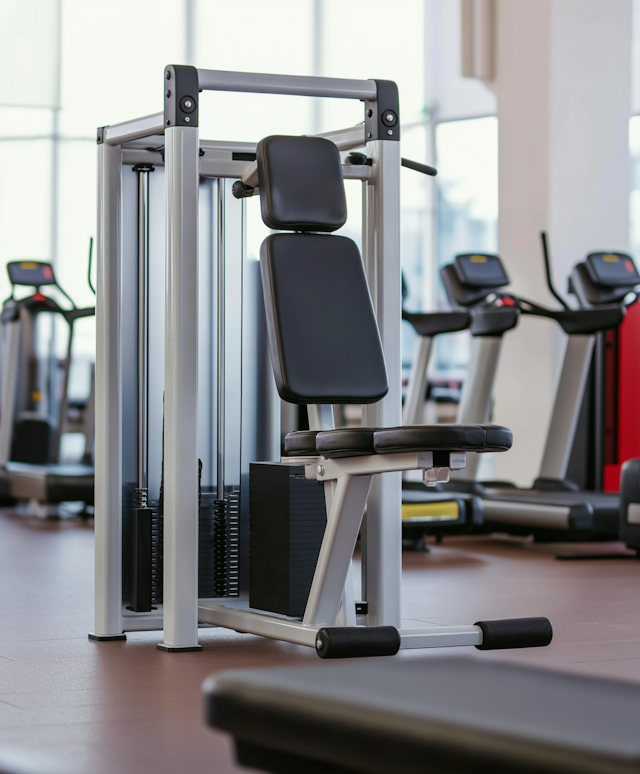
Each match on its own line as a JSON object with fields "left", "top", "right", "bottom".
{"left": 0, "top": 321, "right": 21, "bottom": 467}
{"left": 217, "top": 181, "right": 225, "bottom": 500}
{"left": 539, "top": 334, "right": 595, "bottom": 480}
{"left": 136, "top": 165, "right": 152, "bottom": 499}
{"left": 92, "top": 140, "right": 125, "bottom": 639}
{"left": 159, "top": 125, "right": 202, "bottom": 652}
{"left": 362, "top": 139, "right": 402, "bottom": 629}
{"left": 402, "top": 336, "right": 433, "bottom": 425}
{"left": 454, "top": 335, "right": 503, "bottom": 480}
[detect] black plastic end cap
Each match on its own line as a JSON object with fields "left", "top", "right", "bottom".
{"left": 474, "top": 617, "right": 553, "bottom": 650}
{"left": 164, "top": 65, "right": 199, "bottom": 129}
{"left": 232, "top": 180, "right": 255, "bottom": 199}
{"left": 315, "top": 626, "right": 400, "bottom": 659}
{"left": 365, "top": 80, "right": 400, "bottom": 142}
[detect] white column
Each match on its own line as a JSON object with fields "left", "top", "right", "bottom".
{"left": 491, "top": 0, "right": 632, "bottom": 485}
{"left": 159, "top": 126, "right": 201, "bottom": 651}
{"left": 92, "top": 141, "right": 124, "bottom": 638}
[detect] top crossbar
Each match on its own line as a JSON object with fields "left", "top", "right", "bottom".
{"left": 102, "top": 68, "right": 380, "bottom": 146}
{"left": 196, "top": 69, "right": 377, "bottom": 100}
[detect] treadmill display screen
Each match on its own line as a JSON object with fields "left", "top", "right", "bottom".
{"left": 7, "top": 262, "right": 56, "bottom": 287}
{"left": 585, "top": 253, "right": 640, "bottom": 288}
{"left": 453, "top": 254, "right": 510, "bottom": 289}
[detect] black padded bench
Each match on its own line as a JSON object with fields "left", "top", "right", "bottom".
{"left": 205, "top": 657, "right": 640, "bottom": 774}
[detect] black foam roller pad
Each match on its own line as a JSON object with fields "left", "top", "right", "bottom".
{"left": 315, "top": 626, "right": 400, "bottom": 659}
{"left": 474, "top": 617, "right": 553, "bottom": 650}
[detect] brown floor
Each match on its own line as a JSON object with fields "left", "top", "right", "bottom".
{"left": 1, "top": 512, "right": 640, "bottom": 774}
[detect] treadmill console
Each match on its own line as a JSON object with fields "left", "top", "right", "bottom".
{"left": 453, "top": 254, "right": 510, "bottom": 289}
{"left": 441, "top": 254, "right": 510, "bottom": 307}
{"left": 585, "top": 252, "right": 640, "bottom": 288}
{"left": 7, "top": 261, "right": 57, "bottom": 288}
{"left": 570, "top": 253, "right": 640, "bottom": 307}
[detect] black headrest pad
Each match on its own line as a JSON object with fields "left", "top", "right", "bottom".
{"left": 257, "top": 136, "right": 347, "bottom": 232}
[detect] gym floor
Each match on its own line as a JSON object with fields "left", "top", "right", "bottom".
{"left": 2, "top": 513, "right": 640, "bottom": 774}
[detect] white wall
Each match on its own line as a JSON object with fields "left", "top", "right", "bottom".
{"left": 491, "top": 0, "right": 632, "bottom": 485}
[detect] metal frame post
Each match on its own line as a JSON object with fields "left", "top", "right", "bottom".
{"left": 158, "top": 124, "right": 201, "bottom": 652}
{"left": 455, "top": 335, "right": 503, "bottom": 480}
{"left": 362, "top": 138, "right": 402, "bottom": 629}
{"left": 91, "top": 139, "right": 126, "bottom": 640}
{"left": 403, "top": 336, "right": 433, "bottom": 425}
{"left": 0, "top": 320, "right": 21, "bottom": 467}
{"left": 539, "top": 334, "right": 595, "bottom": 480}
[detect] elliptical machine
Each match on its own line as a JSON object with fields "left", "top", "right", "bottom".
{"left": 0, "top": 258, "right": 95, "bottom": 516}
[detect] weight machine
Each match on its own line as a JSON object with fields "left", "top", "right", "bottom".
{"left": 91, "top": 66, "right": 550, "bottom": 655}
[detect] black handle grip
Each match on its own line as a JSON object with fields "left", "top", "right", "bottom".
{"left": 401, "top": 157, "right": 437, "bottom": 176}
{"left": 315, "top": 626, "right": 400, "bottom": 659}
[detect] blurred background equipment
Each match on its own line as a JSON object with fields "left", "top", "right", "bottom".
{"left": 0, "top": 253, "right": 95, "bottom": 517}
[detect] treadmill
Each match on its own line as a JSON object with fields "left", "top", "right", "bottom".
{"left": 400, "top": 257, "right": 519, "bottom": 547}
{"left": 442, "top": 244, "right": 638, "bottom": 540}
{"left": 0, "top": 260, "right": 95, "bottom": 515}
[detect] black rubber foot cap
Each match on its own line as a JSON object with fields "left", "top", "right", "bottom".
{"left": 474, "top": 617, "right": 553, "bottom": 650}
{"left": 315, "top": 626, "right": 400, "bottom": 659}
{"left": 156, "top": 643, "right": 203, "bottom": 653}
{"left": 88, "top": 633, "right": 126, "bottom": 641}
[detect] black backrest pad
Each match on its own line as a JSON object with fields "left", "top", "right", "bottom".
{"left": 261, "top": 233, "right": 389, "bottom": 404}
{"left": 257, "top": 136, "right": 347, "bottom": 232}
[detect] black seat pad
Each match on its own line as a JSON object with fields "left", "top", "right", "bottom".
{"left": 286, "top": 425, "right": 512, "bottom": 458}
{"left": 483, "top": 425, "right": 514, "bottom": 452}
{"left": 316, "top": 428, "right": 377, "bottom": 458}
{"left": 374, "top": 425, "right": 512, "bottom": 454}
{"left": 284, "top": 431, "right": 319, "bottom": 457}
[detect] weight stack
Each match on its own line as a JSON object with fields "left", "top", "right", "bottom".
{"left": 198, "top": 488, "right": 240, "bottom": 598}
{"left": 250, "top": 462, "right": 327, "bottom": 617}
{"left": 122, "top": 488, "right": 162, "bottom": 608}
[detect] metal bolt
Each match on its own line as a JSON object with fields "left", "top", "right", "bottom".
{"left": 166, "top": 71, "right": 171, "bottom": 80}
{"left": 367, "top": 132, "right": 372, "bottom": 138}
{"left": 185, "top": 116, "right": 190, "bottom": 122}
{"left": 388, "top": 129, "right": 393, "bottom": 135}
{"left": 165, "top": 90, "right": 171, "bottom": 98}
{"left": 166, "top": 119, "right": 170, "bottom": 126}
{"left": 184, "top": 99, "right": 193, "bottom": 108}
{"left": 386, "top": 113, "right": 394, "bottom": 122}
{"left": 316, "top": 465, "right": 324, "bottom": 476}
{"left": 316, "top": 638, "right": 324, "bottom": 649}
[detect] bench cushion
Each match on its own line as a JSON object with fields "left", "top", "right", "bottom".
{"left": 285, "top": 425, "right": 512, "bottom": 458}
{"left": 316, "top": 428, "right": 377, "bottom": 458}
{"left": 205, "top": 656, "right": 640, "bottom": 774}
{"left": 374, "top": 425, "right": 511, "bottom": 454}
{"left": 284, "top": 430, "right": 319, "bottom": 457}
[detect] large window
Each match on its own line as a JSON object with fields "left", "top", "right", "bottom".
{"left": 432, "top": 115, "right": 498, "bottom": 375}
{"left": 1, "top": 0, "right": 435, "bottom": 437}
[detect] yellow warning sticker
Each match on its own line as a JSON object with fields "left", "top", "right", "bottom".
{"left": 19, "top": 262, "right": 38, "bottom": 269}
{"left": 603, "top": 254, "right": 620, "bottom": 262}
{"left": 470, "top": 255, "right": 487, "bottom": 263}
